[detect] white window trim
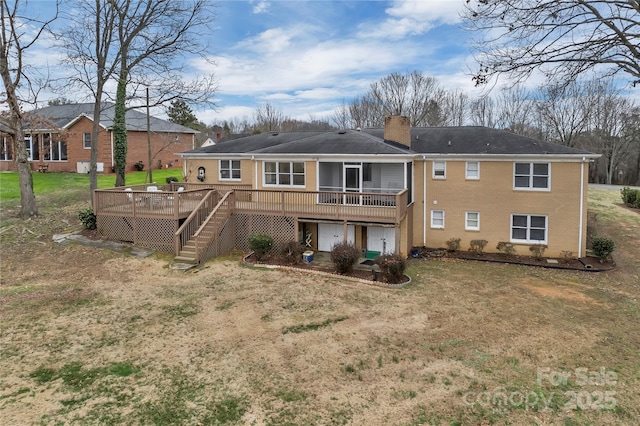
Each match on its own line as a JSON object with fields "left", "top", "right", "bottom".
{"left": 83, "top": 132, "right": 92, "bottom": 150}
{"left": 219, "top": 159, "right": 241, "bottom": 181}
{"left": 465, "top": 161, "right": 480, "bottom": 180}
{"left": 465, "top": 211, "right": 480, "bottom": 231}
{"left": 510, "top": 214, "right": 548, "bottom": 244}
{"left": 263, "top": 160, "right": 306, "bottom": 188}
{"left": 430, "top": 210, "right": 445, "bottom": 229}
{"left": 432, "top": 160, "right": 446, "bottom": 179}
{"left": 513, "top": 162, "right": 551, "bottom": 191}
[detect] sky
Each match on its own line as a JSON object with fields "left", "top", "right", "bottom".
{"left": 199, "top": 0, "right": 478, "bottom": 124}
{"left": 13, "top": 0, "right": 487, "bottom": 126}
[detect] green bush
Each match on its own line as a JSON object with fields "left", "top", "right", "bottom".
{"left": 496, "top": 241, "right": 516, "bottom": 256}
{"left": 469, "top": 239, "right": 488, "bottom": 255}
{"left": 330, "top": 242, "right": 360, "bottom": 274}
{"left": 166, "top": 176, "right": 179, "bottom": 184}
{"left": 620, "top": 187, "right": 640, "bottom": 208}
{"left": 591, "top": 236, "right": 616, "bottom": 263}
{"left": 374, "top": 253, "right": 407, "bottom": 284}
{"left": 134, "top": 160, "right": 145, "bottom": 171}
{"left": 529, "top": 244, "right": 546, "bottom": 260}
{"left": 77, "top": 207, "right": 97, "bottom": 230}
{"left": 445, "top": 238, "right": 461, "bottom": 252}
{"left": 248, "top": 233, "right": 273, "bottom": 261}
{"left": 280, "top": 240, "right": 305, "bottom": 265}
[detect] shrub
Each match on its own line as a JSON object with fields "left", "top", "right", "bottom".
{"left": 591, "top": 236, "right": 616, "bottom": 263}
{"left": 496, "top": 241, "right": 516, "bottom": 256}
{"left": 280, "top": 241, "right": 305, "bottom": 265}
{"left": 469, "top": 239, "right": 488, "bottom": 255}
{"left": 134, "top": 160, "right": 145, "bottom": 171}
{"left": 248, "top": 233, "right": 273, "bottom": 261}
{"left": 529, "top": 244, "right": 546, "bottom": 260}
{"left": 330, "top": 242, "right": 360, "bottom": 274}
{"left": 166, "top": 176, "right": 179, "bottom": 184}
{"left": 621, "top": 187, "right": 640, "bottom": 208}
{"left": 560, "top": 250, "right": 574, "bottom": 263}
{"left": 77, "top": 207, "right": 97, "bottom": 230}
{"left": 445, "top": 238, "right": 461, "bottom": 252}
{"left": 374, "top": 253, "right": 407, "bottom": 284}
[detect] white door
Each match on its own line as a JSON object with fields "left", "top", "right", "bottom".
{"left": 318, "top": 223, "right": 355, "bottom": 252}
{"left": 367, "top": 226, "right": 395, "bottom": 254}
{"left": 343, "top": 163, "right": 362, "bottom": 205}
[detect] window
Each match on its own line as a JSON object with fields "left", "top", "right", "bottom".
{"left": 0, "top": 136, "right": 11, "bottom": 160}
{"left": 514, "top": 162, "right": 549, "bottom": 190}
{"left": 24, "top": 134, "right": 33, "bottom": 160}
{"left": 219, "top": 160, "right": 241, "bottom": 180}
{"left": 466, "top": 161, "right": 479, "bottom": 179}
{"left": 433, "top": 161, "right": 446, "bottom": 179}
{"left": 511, "top": 214, "right": 547, "bottom": 243}
{"left": 431, "top": 210, "right": 444, "bottom": 229}
{"left": 83, "top": 132, "right": 92, "bottom": 149}
{"left": 264, "top": 161, "right": 305, "bottom": 186}
{"left": 465, "top": 211, "right": 480, "bottom": 230}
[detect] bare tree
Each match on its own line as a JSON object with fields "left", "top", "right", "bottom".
{"left": 494, "top": 86, "right": 539, "bottom": 137}
{"left": 331, "top": 99, "right": 351, "bottom": 129}
{"left": 349, "top": 93, "right": 383, "bottom": 128}
{"left": 536, "top": 80, "right": 594, "bottom": 147}
{"left": 440, "top": 89, "right": 469, "bottom": 126}
{"left": 254, "top": 102, "right": 284, "bottom": 132}
{"left": 0, "top": 0, "right": 58, "bottom": 217}
{"left": 62, "top": 0, "right": 217, "bottom": 188}
{"left": 470, "top": 96, "right": 496, "bottom": 127}
{"left": 464, "top": 0, "right": 640, "bottom": 86}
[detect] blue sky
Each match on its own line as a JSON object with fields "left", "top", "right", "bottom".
{"left": 201, "top": 0, "right": 477, "bottom": 124}
{"left": 19, "top": 0, "right": 487, "bottom": 124}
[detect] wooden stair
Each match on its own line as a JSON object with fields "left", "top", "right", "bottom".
{"left": 173, "top": 214, "right": 228, "bottom": 264}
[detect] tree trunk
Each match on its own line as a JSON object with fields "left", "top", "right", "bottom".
{"left": 113, "top": 74, "right": 127, "bottom": 187}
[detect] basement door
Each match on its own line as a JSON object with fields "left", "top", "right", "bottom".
{"left": 367, "top": 226, "right": 395, "bottom": 254}
{"left": 318, "top": 223, "right": 355, "bottom": 252}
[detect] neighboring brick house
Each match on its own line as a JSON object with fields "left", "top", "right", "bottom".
{"left": 0, "top": 102, "right": 198, "bottom": 173}
{"left": 178, "top": 116, "right": 599, "bottom": 258}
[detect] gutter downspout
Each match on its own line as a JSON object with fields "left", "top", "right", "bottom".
{"left": 578, "top": 158, "right": 585, "bottom": 257}
{"left": 253, "top": 156, "right": 258, "bottom": 188}
{"left": 423, "top": 156, "right": 427, "bottom": 246}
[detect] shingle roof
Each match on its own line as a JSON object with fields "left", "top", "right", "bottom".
{"left": 182, "top": 126, "right": 595, "bottom": 157}
{"left": 363, "top": 126, "right": 594, "bottom": 155}
{"left": 27, "top": 102, "right": 198, "bottom": 134}
{"left": 184, "top": 129, "right": 414, "bottom": 156}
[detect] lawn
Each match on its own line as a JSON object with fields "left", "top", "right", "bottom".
{"left": 0, "top": 187, "right": 638, "bottom": 425}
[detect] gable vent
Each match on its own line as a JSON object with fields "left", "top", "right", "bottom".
{"left": 272, "top": 133, "right": 279, "bottom": 136}
{"left": 338, "top": 130, "right": 347, "bottom": 134}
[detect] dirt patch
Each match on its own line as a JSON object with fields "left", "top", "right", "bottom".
{"left": 519, "top": 278, "right": 607, "bottom": 306}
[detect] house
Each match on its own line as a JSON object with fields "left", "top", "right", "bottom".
{"left": 170, "top": 116, "right": 599, "bottom": 260}
{"left": 0, "top": 102, "right": 198, "bottom": 173}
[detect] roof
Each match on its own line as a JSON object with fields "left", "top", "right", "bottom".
{"left": 26, "top": 102, "right": 199, "bottom": 134}
{"left": 0, "top": 117, "right": 12, "bottom": 135}
{"left": 181, "top": 126, "right": 596, "bottom": 157}
{"left": 363, "top": 127, "right": 595, "bottom": 156}
{"left": 183, "top": 130, "right": 414, "bottom": 156}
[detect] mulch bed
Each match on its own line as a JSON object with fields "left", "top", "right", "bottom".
{"left": 411, "top": 246, "right": 615, "bottom": 272}
{"left": 242, "top": 253, "right": 410, "bottom": 286}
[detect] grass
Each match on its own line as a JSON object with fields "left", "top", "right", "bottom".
{"left": 0, "top": 186, "right": 638, "bottom": 424}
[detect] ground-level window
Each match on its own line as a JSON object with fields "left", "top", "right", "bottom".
{"left": 219, "top": 159, "right": 241, "bottom": 180}
{"left": 264, "top": 161, "right": 305, "bottom": 186}
{"left": 465, "top": 211, "right": 480, "bottom": 230}
{"left": 466, "top": 161, "right": 479, "bottom": 179}
{"left": 433, "top": 161, "right": 446, "bottom": 179}
{"left": 511, "top": 214, "right": 547, "bottom": 243}
{"left": 514, "top": 162, "right": 549, "bottom": 190}
{"left": 431, "top": 210, "right": 445, "bottom": 228}
{"left": 83, "top": 132, "right": 92, "bottom": 149}
{"left": 0, "top": 136, "right": 12, "bottom": 160}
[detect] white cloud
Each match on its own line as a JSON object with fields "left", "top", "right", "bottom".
{"left": 359, "top": 0, "right": 465, "bottom": 40}
{"left": 252, "top": 1, "right": 270, "bottom": 14}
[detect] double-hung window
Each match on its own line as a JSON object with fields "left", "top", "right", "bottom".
{"left": 511, "top": 214, "right": 547, "bottom": 243}
{"left": 466, "top": 161, "right": 479, "bottom": 179}
{"left": 264, "top": 161, "right": 305, "bottom": 187}
{"left": 514, "top": 162, "right": 549, "bottom": 190}
{"left": 465, "top": 211, "right": 480, "bottom": 230}
{"left": 219, "top": 160, "right": 241, "bottom": 180}
{"left": 431, "top": 210, "right": 445, "bottom": 229}
{"left": 0, "top": 136, "right": 11, "bottom": 160}
{"left": 433, "top": 161, "right": 446, "bottom": 179}
{"left": 83, "top": 132, "right": 92, "bottom": 149}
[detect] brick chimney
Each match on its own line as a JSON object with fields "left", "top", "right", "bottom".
{"left": 384, "top": 116, "right": 411, "bottom": 148}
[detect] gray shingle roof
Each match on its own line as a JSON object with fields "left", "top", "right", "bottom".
{"left": 27, "top": 102, "right": 198, "bottom": 134}
{"left": 182, "top": 126, "right": 596, "bottom": 157}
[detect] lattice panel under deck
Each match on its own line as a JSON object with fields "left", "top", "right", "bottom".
{"left": 97, "top": 216, "right": 175, "bottom": 253}
{"left": 233, "top": 214, "right": 296, "bottom": 254}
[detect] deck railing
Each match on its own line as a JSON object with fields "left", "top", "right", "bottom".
{"left": 174, "top": 190, "right": 220, "bottom": 255}
{"left": 193, "top": 191, "right": 234, "bottom": 262}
